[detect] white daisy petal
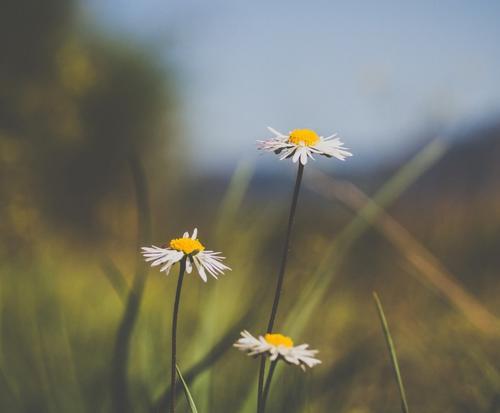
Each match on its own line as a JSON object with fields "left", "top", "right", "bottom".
{"left": 300, "top": 148, "right": 308, "bottom": 165}
{"left": 292, "top": 148, "right": 301, "bottom": 163}
{"left": 314, "top": 137, "right": 352, "bottom": 161}
{"left": 193, "top": 256, "right": 208, "bottom": 282}
{"left": 258, "top": 127, "right": 352, "bottom": 165}
{"left": 160, "top": 262, "right": 174, "bottom": 275}
{"left": 141, "top": 247, "right": 184, "bottom": 269}
{"left": 283, "top": 353, "right": 300, "bottom": 365}
{"left": 269, "top": 350, "right": 279, "bottom": 361}
{"left": 186, "top": 259, "right": 193, "bottom": 274}
{"left": 141, "top": 229, "right": 229, "bottom": 282}
{"left": 267, "top": 126, "right": 287, "bottom": 138}
{"left": 234, "top": 331, "right": 321, "bottom": 371}
{"left": 196, "top": 251, "right": 231, "bottom": 279}
{"left": 234, "top": 330, "right": 269, "bottom": 355}
{"left": 279, "top": 146, "right": 296, "bottom": 161}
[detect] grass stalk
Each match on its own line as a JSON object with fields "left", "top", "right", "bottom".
{"left": 111, "top": 155, "right": 151, "bottom": 413}
{"left": 176, "top": 364, "right": 199, "bottom": 413}
{"left": 373, "top": 292, "right": 410, "bottom": 413}
{"left": 152, "top": 305, "right": 258, "bottom": 412}
{"left": 100, "top": 258, "right": 129, "bottom": 303}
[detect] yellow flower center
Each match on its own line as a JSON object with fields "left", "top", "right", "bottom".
{"left": 288, "top": 129, "right": 319, "bottom": 146}
{"left": 169, "top": 238, "right": 205, "bottom": 255}
{"left": 264, "top": 333, "right": 294, "bottom": 348}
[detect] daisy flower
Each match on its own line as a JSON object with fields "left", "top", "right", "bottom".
{"left": 258, "top": 127, "right": 352, "bottom": 165}
{"left": 141, "top": 228, "right": 230, "bottom": 282}
{"left": 234, "top": 330, "right": 321, "bottom": 371}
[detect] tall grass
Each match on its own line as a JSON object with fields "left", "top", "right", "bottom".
{"left": 373, "top": 292, "right": 410, "bottom": 413}
{"left": 111, "top": 155, "right": 152, "bottom": 413}
{"left": 1, "top": 143, "right": 500, "bottom": 412}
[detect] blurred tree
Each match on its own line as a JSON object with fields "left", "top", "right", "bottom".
{"left": 0, "top": 0, "right": 176, "bottom": 254}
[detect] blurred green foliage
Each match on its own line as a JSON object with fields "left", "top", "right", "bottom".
{"left": 0, "top": 0, "right": 175, "bottom": 251}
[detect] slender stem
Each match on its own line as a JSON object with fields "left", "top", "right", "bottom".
{"left": 266, "top": 162, "right": 304, "bottom": 332}
{"left": 257, "top": 163, "right": 305, "bottom": 412}
{"left": 170, "top": 257, "right": 187, "bottom": 413}
{"left": 257, "top": 357, "right": 266, "bottom": 413}
{"left": 373, "top": 292, "right": 410, "bottom": 413}
{"left": 261, "top": 360, "right": 278, "bottom": 413}
{"left": 153, "top": 306, "right": 258, "bottom": 412}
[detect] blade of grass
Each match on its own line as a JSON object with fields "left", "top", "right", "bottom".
{"left": 0, "top": 281, "right": 20, "bottom": 406}
{"left": 176, "top": 365, "right": 199, "bottom": 413}
{"left": 215, "top": 159, "right": 254, "bottom": 240}
{"left": 100, "top": 258, "right": 129, "bottom": 303}
{"left": 111, "top": 155, "right": 152, "bottom": 413}
{"left": 373, "top": 292, "right": 410, "bottom": 413}
{"left": 151, "top": 305, "right": 259, "bottom": 412}
{"left": 205, "top": 159, "right": 254, "bottom": 410}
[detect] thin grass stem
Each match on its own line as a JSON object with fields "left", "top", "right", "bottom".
{"left": 111, "top": 155, "right": 151, "bottom": 413}
{"left": 100, "top": 258, "right": 129, "bottom": 303}
{"left": 176, "top": 364, "right": 199, "bottom": 413}
{"left": 152, "top": 305, "right": 258, "bottom": 412}
{"left": 373, "top": 292, "right": 410, "bottom": 413}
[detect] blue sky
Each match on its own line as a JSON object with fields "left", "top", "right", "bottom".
{"left": 82, "top": 0, "right": 500, "bottom": 171}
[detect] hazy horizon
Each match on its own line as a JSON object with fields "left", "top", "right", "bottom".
{"left": 82, "top": 0, "right": 500, "bottom": 172}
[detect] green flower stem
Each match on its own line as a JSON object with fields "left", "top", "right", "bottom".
{"left": 266, "top": 162, "right": 304, "bottom": 332}
{"left": 258, "top": 162, "right": 305, "bottom": 413}
{"left": 261, "top": 360, "right": 278, "bottom": 413}
{"left": 170, "top": 257, "right": 187, "bottom": 413}
{"left": 257, "top": 357, "right": 266, "bottom": 413}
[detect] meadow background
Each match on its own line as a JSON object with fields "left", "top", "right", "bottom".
{"left": 1, "top": 0, "right": 500, "bottom": 412}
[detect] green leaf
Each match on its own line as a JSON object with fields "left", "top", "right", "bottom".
{"left": 176, "top": 364, "right": 199, "bottom": 413}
